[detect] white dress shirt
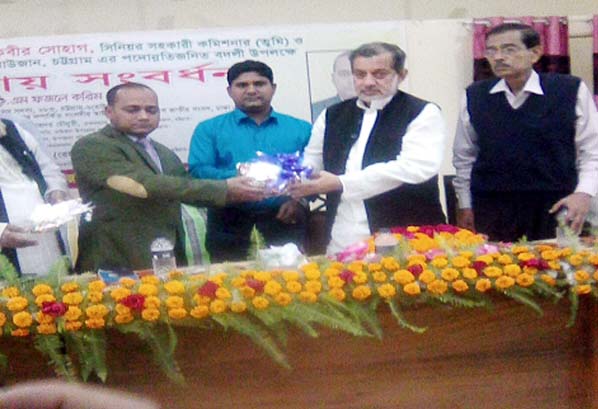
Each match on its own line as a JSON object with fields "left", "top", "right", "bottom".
{"left": 453, "top": 70, "right": 598, "bottom": 209}
{"left": 303, "top": 94, "right": 446, "bottom": 254}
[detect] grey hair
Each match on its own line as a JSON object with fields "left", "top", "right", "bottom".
{"left": 349, "top": 42, "right": 406, "bottom": 72}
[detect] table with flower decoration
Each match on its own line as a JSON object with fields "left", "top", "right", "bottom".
{"left": 1, "top": 225, "right": 598, "bottom": 409}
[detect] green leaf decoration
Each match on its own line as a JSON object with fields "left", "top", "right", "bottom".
{"left": 436, "top": 293, "right": 488, "bottom": 309}
{"left": 503, "top": 289, "right": 544, "bottom": 317}
{"left": 247, "top": 226, "right": 266, "bottom": 261}
{"left": 567, "top": 290, "right": 579, "bottom": 328}
{"left": 65, "top": 330, "right": 108, "bottom": 382}
{"left": 532, "top": 281, "right": 563, "bottom": 302}
{"left": 285, "top": 302, "right": 368, "bottom": 337}
{"left": 387, "top": 299, "right": 427, "bottom": 334}
{"left": 252, "top": 309, "right": 288, "bottom": 346}
{"left": 0, "top": 254, "right": 19, "bottom": 284}
{"left": 33, "top": 334, "right": 75, "bottom": 380}
{"left": 341, "top": 300, "right": 383, "bottom": 339}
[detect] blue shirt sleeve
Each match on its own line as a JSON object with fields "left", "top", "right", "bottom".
{"left": 188, "top": 120, "right": 237, "bottom": 180}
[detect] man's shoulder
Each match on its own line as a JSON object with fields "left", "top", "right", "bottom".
{"left": 197, "top": 111, "right": 236, "bottom": 127}
{"left": 539, "top": 72, "right": 581, "bottom": 88}
{"left": 272, "top": 111, "right": 311, "bottom": 128}
{"left": 466, "top": 77, "right": 500, "bottom": 92}
{"left": 72, "top": 126, "right": 121, "bottom": 151}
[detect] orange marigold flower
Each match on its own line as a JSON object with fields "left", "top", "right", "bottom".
{"left": 11, "top": 328, "right": 30, "bottom": 337}
{"left": 403, "top": 282, "right": 421, "bottom": 296}
{"left": 452, "top": 279, "right": 469, "bottom": 293}
{"left": 462, "top": 268, "right": 478, "bottom": 280}
{"left": 593, "top": 271, "right": 598, "bottom": 281}
{"left": 418, "top": 270, "right": 436, "bottom": 284}
{"left": 380, "top": 257, "right": 400, "bottom": 272}
{"left": 114, "top": 314, "right": 134, "bottom": 324}
{"left": 540, "top": 274, "right": 556, "bottom": 286}
{"left": 85, "top": 318, "right": 106, "bottom": 329}
{"left": 165, "top": 296, "right": 184, "bottom": 309}
{"left": 190, "top": 305, "right": 209, "bottom": 319}
{"left": 230, "top": 301, "right": 248, "bottom": 312}
{"left": 60, "top": 282, "right": 80, "bottom": 293}
{"left": 240, "top": 286, "right": 256, "bottom": 298}
{"left": 450, "top": 256, "right": 470, "bottom": 268}
{"left": 32, "top": 284, "right": 53, "bottom": 296}
{"left": 118, "top": 277, "right": 137, "bottom": 288}
{"left": 64, "top": 306, "right": 82, "bottom": 321}
{"left": 588, "top": 254, "right": 598, "bottom": 266}
{"left": 441, "top": 268, "right": 460, "bottom": 282}
{"left": 13, "top": 311, "right": 33, "bottom": 327}
{"left": 476, "top": 254, "right": 494, "bottom": 264}
{"left": 328, "top": 276, "right": 345, "bottom": 289}
{"left": 393, "top": 269, "right": 415, "bottom": 285}
{"left": 252, "top": 296, "right": 270, "bottom": 310}
{"left": 548, "top": 261, "right": 561, "bottom": 271}
{"left": 568, "top": 254, "right": 584, "bottom": 267}
{"left": 209, "top": 299, "right": 227, "bottom": 314}
{"left": 115, "top": 304, "right": 131, "bottom": 315}
{"left": 516, "top": 252, "right": 534, "bottom": 262}
{"left": 560, "top": 247, "right": 573, "bottom": 257}
{"left": 328, "top": 288, "right": 346, "bottom": 302}
{"left": 7, "top": 296, "right": 28, "bottom": 312}
{"left": 353, "top": 272, "right": 369, "bottom": 284}
{"left": 372, "top": 270, "right": 388, "bottom": 283}
{"left": 87, "top": 291, "right": 103, "bottom": 303}
{"left": 574, "top": 270, "right": 590, "bottom": 283}
{"left": 85, "top": 304, "right": 109, "bottom": 319}
{"left": 376, "top": 283, "right": 396, "bottom": 299}
{"left": 62, "top": 292, "right": 83, "bottom": 305}
{"left": 35, "top": 312, "right": 54, "bottom": 325}
{"left": 576, "top": 285, "right": 591, "bottom": 295}
{"left": 110, "top": 287, "right": 131, "bottom": 302}
{"left": 483, "top": 266, "right": 503, "bottom": 278}
{"left": 142, "top": 308, "right": 161, "bottom": 322}
{"left": 285, "top": 281, "right": 302, "bottom": 294}
{"left": 274, "top": 292, "right": 292, "bottom": 306}
{"left": 431, "top": 257, "right": 449, "bottom": 268}
{"left": 164, "top": 280, "right": 185, "bottom": 295}
{"left": 2, "top": 286, "right": 19, "bottom": 298}
{"left": 495, "top": 276, "right": 515, "bottom": 290}
{"left": 37, "top": 323, "right": 58, "bottom": 335}
{"left": 65, "top": 321, "right": 83, "bottom": 331}
{"left": 504, "top": 264, "right": 522, "bottom": 277}
{"left": 299, "top": 291, "right": 318, "bottom": 303}
{"left": 475, "top": 278, "right": 492, "bottom": 293}
{"left": 305, "top": 280, "right": 322, "bottom": 293}
{"left": 0, "top": 312, "right": 6, "bottom": 326}
{"left": 427, "top": 279, "right": 448, "bottom": 295}
{"left": 88, "top": 280, "right": 107, "bottom": 292}
{"left": 516, "top": 273, "right": 535, "bottom": 287}
{"left": 143, "top": 296, "right": 161, "bottom": 309}
{"left": 496, "top": 255, "right": 513, "bottom": 265}
{"left": 35, "top": 294, "right": 56, "bottom": 308}
{"left": 264, "top": 280, "right": 282, "bottom": 296}
{"left": 541, "top": 250, "right": 560, "bottom": 261}
{"left": 215, "top": 287, "right": 232, "bottom": 300}
{"left": 511, "top": 245, "right": 530, "bottom": 254}
{"left": 168, "top": 308, "right": 188, "bottom": 320}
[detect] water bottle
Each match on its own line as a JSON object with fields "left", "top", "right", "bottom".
{"left": 374, "top": 228, "right": 398, "bottom": 256}
{"left": 151, "top": 237, "right": 177, "bottom": 277}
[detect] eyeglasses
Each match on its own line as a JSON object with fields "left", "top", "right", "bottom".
{"left": 484, "top": 45, "right": 525, "bottom": 58}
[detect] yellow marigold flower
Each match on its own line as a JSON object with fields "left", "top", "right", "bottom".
{"left": 35, "top": 294, "right": 56, "bottom": 307}
{"left": 441, "top": 268, "right": 460, "bottom": 282}
{"left": 483, "top": 266, "right": 502, "bottom": 278}
{"left": 0, "top": 312, "right": 6, "bottom": 327}
{"left": 110, "top": 287, "right": 131, "bottom": 302}
{"left": 85, "top": 291, "right": 102, "bottom": 303}
{"left": 299, "top": 291, "right": 318, "bottom": 303}
{"left": 594, "top": 271, "right": 598, "bottom": 281}
{"left": 427, "top": 279, "right": 448, "bottom": 295}
{"left": 285, "top": 281, "right": 302, "bottom": 294}
{"left": 393, "top": 269, "right": 415, "bottom": 285}
{"left": 522, "top": 266, "right": 536, "bottom": 275}
{"left": 64, "top": 306, "right": 82, "bottom": 321}
{"left": 118, "top": 277, "right": 136, "bottom": 288}
{"left": 348, "top": 260, "right": 365, "bottom": 273}
{"left": 240, "top": 286, "right": 256, "bottom": 298}
{"left": 451, "top": 279, "right": 469, "bottom": 293}
{"left": 168, "top": 308, "right": 188, "bottom": 320}
{"left": 230, "top": 301, "right": 248, "bottom": 312}
{"left": 254, "top": 271, "right": 273, "bottom": 282}
{"left": 167, "top": 269, "right": 185, "bottom": 279}
{"left": 32, "top": 284, "right": 53, "bottom": 296}
{"left": 352, "top": 285, "right": 372, "bottom": 301}
{"left": 504, "top": 264, "right": 522, "bottom": 277}
{"left": 568, "top": 254, "right": 584, "bottom": 267}
{"left": 231, "top": 277, "right": 245, "bottom": 288}
{"left": 418, "top": 270, "right": 436, "bottom": 284}
{"left": 541, "top": 250, "right": 560, "bottom": 261}
{"left": 475, "top": 254, "right": 494, "bottom": 264}
{"left": 13, "top": 311, "right": 33, "bottom": 327}
{"left": 450, "top": 256, "right": 470, "bottom": 268}
{"left": 282, "top": 271, "right": 300, "bottom": 281}
{"left": 142, "top": 308, "right": 161, "bottom": 322}
{"left": 274, "top": 292, "right": 293, "bottom": 306}
{"left": 368, "top": 262, "right": 383, "bottom": 272}
{"left": 305, "top": 280, "right": 322, "bottom": 293}
{"left": 87, "top": 280, "right": 106, "bottom": 293}
{"left": 560, "top": 247, "right": 573, "bottom": 257}
{"left": 114, "top": 314, "right": 134, "bottom": 324}
{"left": 576, "top": 285, "right": 591, "bottom": 295}
{"left": 300, "top": 262, "right": 319, "bottom": 272}
{"left": 372, "top": 270, "right": 388, "bottom": 283}
{"left": 65, "top": 321, "right": 83, "bottom": 331}
{"left": 85, "top": 318, "right": 105, "bottom": 329}
{"left": 496, "top": 254, "right": 513, "bottom": 265}
{"left": 353, "top": 272, "right": 369, "bottom": 284}
{"left": 328, "top": 276, "right": 345, "bottom": 289}
{"left": 264, "top": 280, "right": 282, "bottom": 296}
{"left": 548, "top": 260, "right": 561, "bottom": 270}
{"left": 462, "top": 268, "right": 478, "bottom": 280}
{"left": 11, "top": 328, "right": 30, "bottom": 337}
{"left": 511, "top": 245, "right": 530, "bottom": 254}
{"left": 136, "top": 283, "right": 157, "bottom": 297}
{"left": 164, "top": 280, "right": 185, "bottom": 295}
{"left": 85, "top": 304, "right": 109, "bottom": 319}
{"left": 588, "top": 254, "right": 598, "bottom": 266}
{"left": 165, "top": 296, "right": 184, "bottom": 309}
{"left": 575, "top": 270, "right": 590, "bottom": 283}
{"left": 475, "top": 278, "right": 492, "bottom": 293}
{"left": 403, "top": 282, "right": 421, "bottom": 296}
{"left": 495, "top": 276, "right": 515, "bottom": 290}
{"left": 2, "top": 286, "right": 19, "bottom": 298}
{"left": 7, "top": 296, "right": 29, "bottom": 311}
{"left": 431, "top": 257, "right": 448, "bottom": 268}
{"left": 328, "top": 288, "right": 346, "bottom": 302}
{"left": 115, "top": 304, "right": 131, "bottom": 315}
{"left": 252, "top": 296, "right": 270, "bottom": 310}
{"left": 458, "top": 251, "right": 474, "bottom": 259}
{"left": 304, "top": 268, "right": 321, "bottom": 281}
{"left": 60, "top": 282, "right": 79, "bottom": 293}
{"left": 140, "top": 275, "right": 160, "bottom": 285}
{"left": 380, "top": 257, "right": 400, "bottom": 272}
{"left": 143, "top": 295, "right": 160, "bottom": 309}
{"left": 516, "top": 273, "right": 535, "bottom": 287}
{"left": 36, "top": 312, "right": 54, "bottom": 325}
{"left": 214, "top": 287, "right": 231, "bottom": 300}
{"left": 377, "top": 283, "right": 396, "bottom": 299}
{"left": 207, "top": 299, "right": 226, "bottom": 314}
{"left": 37, "top": 323, "right": 58, "bottom": 335}
{"left": 62, "top": 292, "right": 84, "bottom": 306}
{"left": 407, "top": 254, "right": 427, "bottom": 265}
{"left": 190, "top": 305, "right": 210, "bottom": 319}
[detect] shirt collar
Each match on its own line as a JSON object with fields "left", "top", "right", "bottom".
{"left": 356, "top": 93, "right": 396, "bottom": 111}
{"left": 232, "top": 108, "right": 279, "bottom": 124}
{"left": 489, "top": 70, "right": 544, "bottom": 96}
{"left": 127, "top": 134, "right": 152, "bottom": 144}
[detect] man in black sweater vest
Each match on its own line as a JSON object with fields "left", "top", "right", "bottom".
{"left": 453, "top": 23, "right": 598, "bottom": 242}
{"left": 290, "top": 42, "right": 446, "bottom": 255}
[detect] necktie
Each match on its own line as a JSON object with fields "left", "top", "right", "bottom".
{"left": 137, "top": 137, "right": 163, "bottom": 173}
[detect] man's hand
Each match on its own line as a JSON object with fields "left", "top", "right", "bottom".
{"left": 0, "top": 225, "right": 37, "bottom": 248}
{"left": 47, "top": 190, "right": 68, "bottom": 205}
{"left": 549, "top": 192, "right": 592, "bottom": 233}
{"left": 456, "top": 208, "right": 475, "bottom": 232}
{"left": 225, "top": 176, "right": 266, "bottom": 204}
{"left": 287, "top": 171, "right": 343, "bottom": 199}
{"left": 276, "top": 200, "right": 305, "bottom": 224}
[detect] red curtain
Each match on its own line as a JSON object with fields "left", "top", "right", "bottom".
{"left": 593, "top": 15, "right": 598, "bottom": 106}
{"left": 473, "top": 16, "right": 570, "bottom": 81}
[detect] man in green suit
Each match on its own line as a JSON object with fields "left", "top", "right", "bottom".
{"left": 71, "top": 82, "right": 265, "bottom": 272}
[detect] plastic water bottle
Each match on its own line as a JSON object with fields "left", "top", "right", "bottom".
{"left": 374, "top": 228, "right": 398, "bottom": 256}
{"left": 151, "top": 237, "right": 177, "bottom": 276}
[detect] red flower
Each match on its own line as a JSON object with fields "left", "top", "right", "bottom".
{"left": 407, "top": 264, "right": 423, "bottom": 277}
{"left": 245, "top": 278, "right": 265, "bottom": 294}
{"left": 120, "top": 294, "right": 146, "bottom": 311}
{"left": 198, "top": 280, "right": 219, "bottom": 299}
{"left": 472, "top": 260, "right": 488, "bottom": 274}
{"left": 41, "top": 301, "right": 68, "bottom": 318}
{"left": 339, "top": 270, "right": 355, "bottom": 283}
{"left": 520, "top": 258, "right": 550, "bottom": 271}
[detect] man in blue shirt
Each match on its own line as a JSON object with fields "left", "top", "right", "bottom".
{"left": 189, "top": 60, "right": 311, "bottom": 262}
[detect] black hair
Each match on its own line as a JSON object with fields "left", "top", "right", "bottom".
{"left": 226, "top": 60, "right": 274, "bottom": 85}
{"left": 486, "top": 23, "right": 541, "bottom": 49}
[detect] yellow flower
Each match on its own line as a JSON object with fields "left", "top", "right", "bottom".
{"left": 560, "top": 247, "right": 573, "bottom": 257}
{"left": 254, "top": 271, "right": 273, "bottom": 281}
{"left": 35, "top": 294, "right": 56, "bottom": 307}
{"left": 431, "top": 257, "right": 448, "bottom": 268}
{"left": 483, "top": 266, "right": 502, "bottom": 278}
{"left": 574, "top": 270, "right": 590, "bottom": 283}
{"left": 208, "top": 299, "right": 226, "bottom": 314}
{"left": 540, "top": 274, "right": 556, "bottom": 286}
{"left": 496, "top": 254, "right": 513, "bottom": 265}
{"left": 440, "top": 268, "right": 460, "bottom": 282}
{"left": 143, "top": 295, "right": 161, "bottom": 309}
{"left": 114, "top": 314, "right": 134, "bottom": 324}
{"left": 568, "top": 254, "right": 584, "bottom": 267}
{"left": 372, "top": 270, "right": 388, "bottom": 283}
{"left": 282, "top": 271, "right": 300, "bottom": 281}
{"left": 2, "top": 286, "right": 19, "bottom": 298}
{"left": 252, "top": 296, "right": 270, "bottom": 310}
{"left": 548, "top": 261, "right": 561, "bottom": 271}
{"left": 37, "top": 323, "right": 58, "bottom": 335}
{"left": 110, "top": 287, "right": 131, "bottom": 302}
{"left": 403, "top": 282, "right": 421, "bottom": 296}
{"left": 115, "top": 304, "right": 131, "bottom": 315}
{"left": 588, "top": 254, "right": 598, "bottom": 266}
{"left": 329, "top": 261, "right": 344, "bottom": 270}
{"left": 140, "top": 275, "right": 160, "bottom": 285}
{"left": 141, "top": 308, "right": 160, "bottom": 322}
{"left": 60, "top": 282, "right": 80, "bottom": 293}
{"left": 11, "top": 328, "right": 30, "bottom": 337}
{"left": 475, "top": 254, "right": 494, "bottom": 264}
{"left": 541, "top": 250, "right": 560, "bottom": 261}
{"left": 305, "top": 280, "right": 322, "bottom": 294}
{"left": 240, "top": 286, "right": 256, "bottom": 298}
{"left": 352, "top": 285, "right": 372, "bottom": 301}
{"left": 168, "top": 270, "right": 185, "bottom": 280}
{"left": 32, "top": 284, "right": 53, "bottom": 296}
{"left": 286, "top": 281, "right": 302, "bottom": 294}
{"left": 85, "top": 304, "right": 109, "bottom": 319}
{"left": 418, "top": 270, "right": 436, "bottom": 284}
{"left": 36, "top": 312, "right": 54, "bottom": 324}
{"left": 274, "top": 292, "right": 293, "bottom": 306}
{"left": 88, "top": 280, "right": 107, "bottom": 292}
{"left": 511, "top": 245, "right": 530, "bottom": 254}
{"left": 87, "top": 291, "right": 103, "bottom": 303}
{"left": 407, "top": 254, "right": 427, "bottom": 265}
{"left": 231, "top": 277, "right": 245, "bottom": 288}
{"left": 427, "top": 279, "right": 448, "bottom": 295}
{"left": 85, "top": 318, "right": 106, "bottom": 329}
{"left": 353, "top": 272, "right": 369, "bottom": 284}
{"left": 7, "top": 296, "right": 28, "bottom": 311}
{"left": 393, "top": 270, "right": 415, "bottom": 285}
{"left": 64, "top": 306, "right": 82, "bottom": 321}
{"left": 450, "top": 256, "right": 470, "bottom": 268}
{"left": 328, "top": 288, "right": 346, "bottom": 302}
{"left": 328, "top": 276, "right": 345, "bottom": 289}
{"left": 164, "top": 280, "right": 185, "bottom": 295}
{"left": 299, "top": 291, "right": 318, "bottom": 303}
{"left": 168, "top": 308, "right": 188, "bottom": 320}
{"left": 475, "top": 278, "right": 492, "bottom": 293}
{"left": 231, "top": 301, "right": 248, "bottom": 312}
{"left": 165, "top": 296, "right": 184, "bottom": 309}
{"left": 138, "top": 283, "right": 158, "bottom": 297}
{"left": 190, "top": 305, "right": 209, "bottom": 319}
{"left": 304, "top": 268, "right": 321, "bottom": 280}
{"left": 119, "top": 277, "right": 137, "bottom": 288}
{"left": 458, "top": 251, "right": 474, "bottom": 259}
{"left": 0, "top": 312, "right": 6, "bottom": 327}
{"left": 462, "top": 268, "right": 478, "bottom": 280}
{"left": 215, "top": 287, "right": 232, "bottom": 300}
{"left": 368, "top": 262, "right": 382, "bottom": 272}
{"left": 62, "top": 292, "right": 84, "bottom": 305}
{"left": 347, "top": 261, "right": 365, "bottom": 273}
{"left": 300, "top": 262, "right": 319, "bottom": 273}
{"left": 504, "top": 264, "right": 522, "bottom": 277}
{"left": 516, "top": 273, "right": 535, "bottom": 287}
{"left": 65, "top": 321, "right": 83, "bottom": 331}
{"left": 380, "top": 257, "right": 400, "bottom": 272}
{"left": 452, "top": 280, "right": 469, "bottom": 293}
{"left": 376, "top": 283, "right": 396, "bottom": 299}
{"left": 264, "top": 280, "right": 282, "bottom": 296}
{"left": 495, "top": 276, "right": 515, "bottom": 290}
{"left": 576, "top": 285, "right": 591, "bottom": 295}
{"left": 13, "top": 311, "right": 33, "bottom": 327}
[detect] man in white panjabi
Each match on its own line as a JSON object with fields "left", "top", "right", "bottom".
{"left": 0, "top": 118, "right": 69, "bottom": 276}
